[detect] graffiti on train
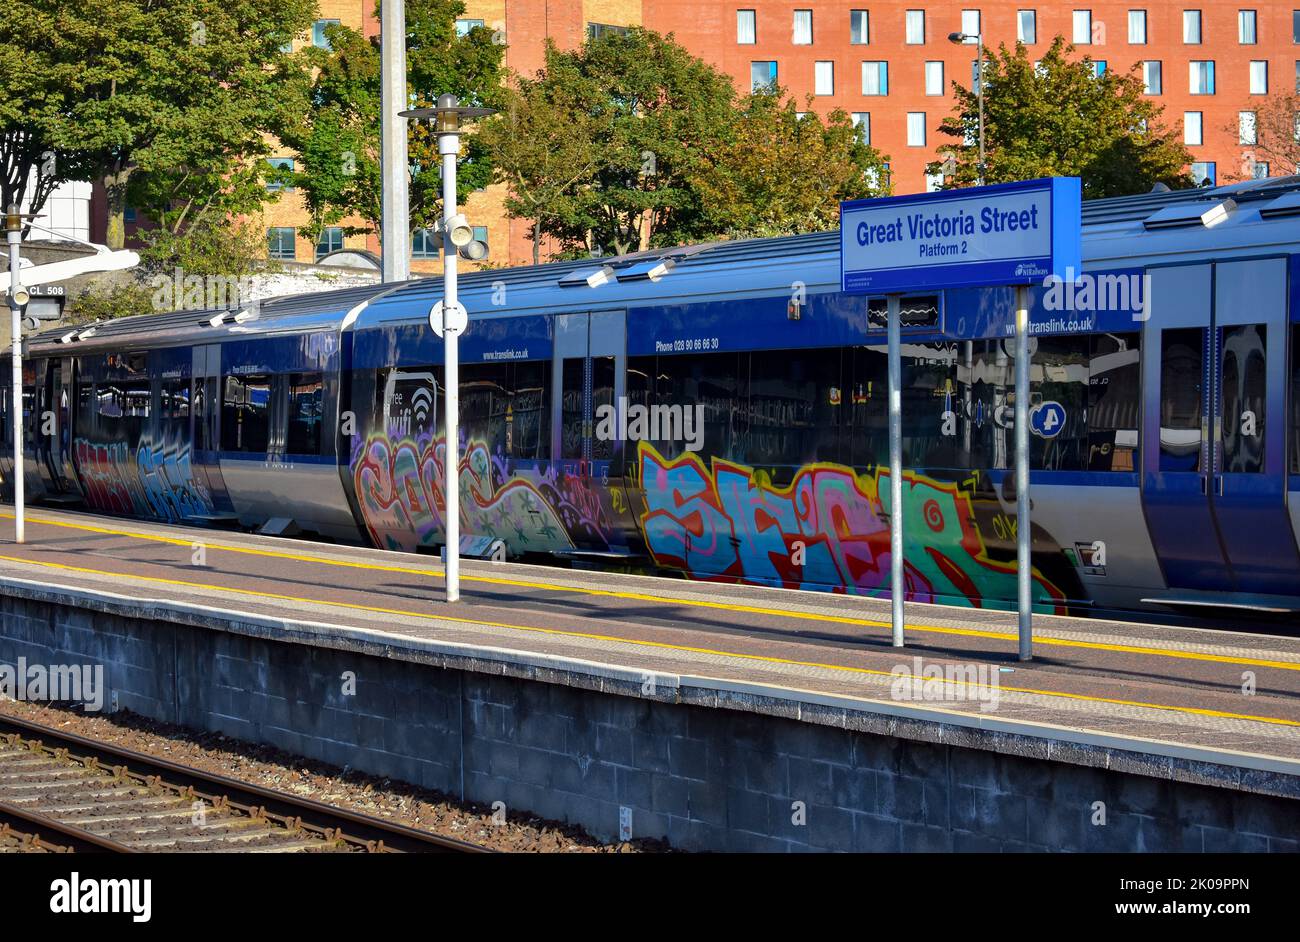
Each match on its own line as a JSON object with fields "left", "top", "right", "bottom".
{"left": 74, "top": 437, "right": 213, "bottom": 523}
{"left": 352, "top": 434, "right": 614, "bottom": 554}
{"left": 637, "top": 443, "right": 1067, "bottom": 610}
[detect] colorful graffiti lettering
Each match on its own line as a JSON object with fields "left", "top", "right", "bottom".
{"left": 352, "top": 434, "right": 614, "bottom": 555}
{"left": 74, "top": 437, "right": 213, "bottom": 524}
{"left": 637, "top": 443, "right": 1067, "bottom": 611}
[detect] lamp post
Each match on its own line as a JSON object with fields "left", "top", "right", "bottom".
{"left": 948, "top": 30, "right": 985, "bottom": 185}
{"left": 400, "top": 94, "right": 494, "bottom": 603}
{"left": 1, "top": 211, "right": 138, "bottom": 545}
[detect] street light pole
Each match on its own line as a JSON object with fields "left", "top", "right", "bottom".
{"left": 6, "top": 207, "right": 23, "bottom": 544}
{"left": 400, "top": 94, "right": 495, "bottom": 604}
{"left": 949, "top": 30, "right": 986, "bottom": 185}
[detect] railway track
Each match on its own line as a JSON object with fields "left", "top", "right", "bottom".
{"left": 0, "top": 714, "right": 487, "bottom": 853}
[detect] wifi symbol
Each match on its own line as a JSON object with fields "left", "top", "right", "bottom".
{"left": 412, "top": 387, "right": 433, "bottom": 425}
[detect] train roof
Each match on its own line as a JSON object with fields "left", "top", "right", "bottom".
{"left": 28, "top": 175, "right": 1300, "bottom": 358}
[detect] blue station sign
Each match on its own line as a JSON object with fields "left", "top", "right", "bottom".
{"left": 840, "top": 177, "right": 1082, "bottom": 294}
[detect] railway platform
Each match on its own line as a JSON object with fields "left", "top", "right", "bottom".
{"left": 0, "top": 504, "right": 1297, "bottom": 852}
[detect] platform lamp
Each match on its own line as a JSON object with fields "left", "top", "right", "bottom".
{"left": 400, "top": 94, "right": 495, "bottom": 603}
{"left": 948, "top": 30, "right": 985, "bottom": 186}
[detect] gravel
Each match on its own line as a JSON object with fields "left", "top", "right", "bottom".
{"left": 0, "top": 698, "right": 670, "bottom": 853}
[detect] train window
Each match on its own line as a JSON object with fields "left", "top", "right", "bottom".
{"left": 745, "top": 348, "right": 844, "bottom": 471}
{"left": 647, "top": 352, "right": 741, "bottom": 462}
{"left": 76, "top": 382, "right": 95, "bottom": 439}
{"left": 222, "top": 374, "right": 270, "bottom": 453}
{"left": 287, "top": 372, "right": 323, "bottom": 455}
{"left": 459, "top": 361, "right": 550, "bottom": 462}
{"left": 1291, "top": 326, "right": 1300, "bottom": 475}
{"left": 96, "top": 380, "right": 151, "bottom": 442}
{"left": 591, "top": 356, "right": 617, "bottom": 460}
{"left": 161, "top": 379, "right": 190, "bottom": 440}
{"left": 1220, "top": 324, "right": 1266, "bottom": 474}
{"left": 1030, "top": 336, "right": 1090, "bottom": 471}
{"left": 559, "top": 358, "right": 584, "bottom": 459}
{"left": 902, "top": 342, "right": 962, "bottom": 469}
{"left": 1159, "top": 328, "right": 1203, "bottom": 472}
{"left": 848, "top": 346, "right": 888, "bottom": 469}
{"left": 1087, "top": 333, "right": 1141, "bottom": 471}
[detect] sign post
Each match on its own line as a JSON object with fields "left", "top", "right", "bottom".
{"left": 841, "top": 178, "right": 1081, "bottom": 656}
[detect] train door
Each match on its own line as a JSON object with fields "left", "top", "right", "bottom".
{"left": 1141, "top": 260, "right": 1300, "bottom": 598}
{"left": 1208, "top": 258, "right": 1300, "bottom": 594}
{"left": 190, "top": 343, "right": 231, "bottom": 510}
{"left": 551, "top": 311, "right": 626, "bottom": 474}
{"left": 37, "top": 356, "right": 76, "bottom": 497}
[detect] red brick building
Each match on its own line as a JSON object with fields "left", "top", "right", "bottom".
{"left": 88, "top": 3, "right": 1300, "bottom": 268}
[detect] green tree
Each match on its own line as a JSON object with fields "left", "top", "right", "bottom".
{"left": 280, "top": 0, "right": 507, "bottom": 248}
{"left": 45, "top": 0, "right": 315, "bottom": 249}
{"left": 929, "top": 37, "right": 1192, "bottom": 197}
{"left": 475, "top": 77, "right": 603, "bottom": 264}
{"left": 513, "top": 30, "right": 739, "bottom": 257}
{"left": 693, "top": 90, "right": 890, "bottom": 239}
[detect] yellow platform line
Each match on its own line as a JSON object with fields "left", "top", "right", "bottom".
{"left": 3, "top": 511, "right": 1299, "bottom": 674}
{"left": 0, "top": 551, "right": 1297, "bottom": 731}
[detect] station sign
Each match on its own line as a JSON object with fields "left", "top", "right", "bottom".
{"left": 840, "top": 177, "right": 1082, "bottom": 294}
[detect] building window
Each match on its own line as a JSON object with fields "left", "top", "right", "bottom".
{"left": 925, "top": 172, "right": 945, "bottom": 192}
{"left": 907, "top": 112, "right": 926, "bottom": 146}
{"left": 1295, "top": 11, "right": 1300, "bottom": 43}
{"left": 1240, "top": 111, "right": 1258, "bottom": 145}
{"left": 1184, "top": 111, "right": 1203, "bottom": 146}
{"left": 265, "top": 157, "right": 294, "bottom": 193}
{"left": 412, "top": 229, "right": 440, "bottom": 259}
{"left": 751, "top": 60, "right": 777, "bottom": 91}
{"left": 815, "top": 60, "right": 834, "bottom": 95}
{"left": 862, "top": 61, "right": 888, "bottom": 95}
{"left": 850, "top": 10, "right": 869, "bottom": 45}
{"left": 1129, "top": 9, "right": 1147, "bottom": 44}
{"left": 1189, "top": 60, "right": 1215, "bottom": 94}
{"left": 1250, "top": 60, "right": 1268, "bottom": 94}
{"left": 851, "top": 112, "right": 870, "bottom": 144}
{"left": 267, "top": 227, "right": 296, "bottom": 260}
{"left": 1191, "top": 161, "right": 1216, "bottom": 185}
{"left": 1073, "top": 10, "right": 1092, "bottom": 44}
{"left": 312, "top": 19, "right": 340, "bottom": 49}
{"left": 1183, "top": 10, "right": 1202, "bottom": 44}
{"left": 905, "top": 10, "right": 925, "bottom": 44}
{"left": 1239, "top": 10, "right": 1257, "bottom": 44}
{"left": 1253, "top": 160, "right": 1270, "bottom": 179}
{"left": 1018, "top": 10, "right": 1037, "bottom": 44}
{"left": 925, "top": 61, "right": 945, "bottom": 95}
{"left": 316, "top": 227, "right": 343, "bottom": 260}
{"left": 471, "top": 226, "right": 489, "bottom": 256}
{"left": 737, "top": 10, "right": 756, "bottom": 44}
{"left": 1093, "top": 60, "right": 1107, "bottom": 77}
{"left": 587, "top": 23, "right": 629, "bottom": 40}
{"left": 793, "top": 10, "right": 813, "bottom": 45}
{"left": 455, "top": 18, "right": 485, "bottom": 37}
{"left": 961, "top": 10, "right": 980, "bottom": 40}
{"left": 1143, "top": 60, "right": 1162, "bottom": 94}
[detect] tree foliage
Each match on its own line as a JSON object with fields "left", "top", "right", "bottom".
{"left": 693, "top": 90, "right": 890, "bottom": 239}
{"left": 929, "top": 37, "right": 1193, "bottom": 197}
{"left": 1236, "top": 91, "right": 1300, "bottom": 183}
{"left": 280, "top": 0, "right": 506, "bottom": 246}
{"left": 26, "top": 0, "right": 317, "bottom": 248}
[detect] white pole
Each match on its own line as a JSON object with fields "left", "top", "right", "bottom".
{"left": 1015, "top": 285, "right": 1031, "bottom": 660}
{"left": 380, "top": 0, "right": 410, "bottom": 283}
{"left": 6, "top": 207, "right": 22, "bottom": 545}
{"left": 440, "top": 136, "right": 460, "bottom": 602}
{"left": 887, "top": 293, "right": 904, "bottom": 646}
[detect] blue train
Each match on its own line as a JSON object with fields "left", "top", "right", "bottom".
{"left": 7, "top": 177, "right": 1300, "bottom": 620}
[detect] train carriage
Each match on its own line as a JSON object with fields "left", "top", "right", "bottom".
{"left": 7, "top": 176, "right": 1300, "bottom": 620}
